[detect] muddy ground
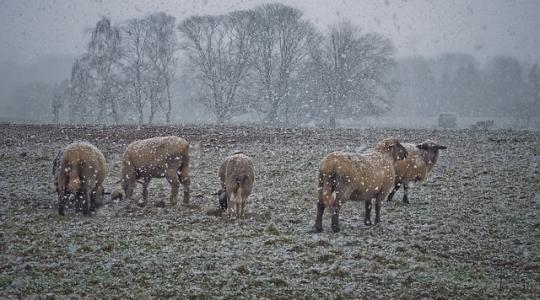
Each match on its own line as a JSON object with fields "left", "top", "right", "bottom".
{"left": 0, "top": 124, "right": 539, "bottom": 299}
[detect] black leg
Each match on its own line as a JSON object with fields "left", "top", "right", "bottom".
{"left": 331, "top": 206, "right": 340, "bottom": 233}
{"left": 403, "top": 184, "right": 410, "bottom": 204}
{"left": 375, "top": 200, "right": 381, "bottom": 224}
{"left": 315, "top": 202, "right": 325, "bottom": 232}
{"left": 387, "top": 182, "right": 401, "bottom": 201}
{"left": 364, "top": 200, "right": 372, "bottom": 226}
{"left": 58, "top": 190, "right": 66, "bottom": 216}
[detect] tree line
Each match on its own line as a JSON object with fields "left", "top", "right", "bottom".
{"left": 393, "top": 53, "right": 540, "bottom": 128}
{"left": 51, "top": 3, "right": 396, "bottom": 127}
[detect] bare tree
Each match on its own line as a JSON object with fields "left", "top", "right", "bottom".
{"left": 146, "top": 12, "right": 178, "bottom": 124}
{"left": 87, "top": 17, "right": 122, "bottom": 123}
{"left": 51, "top": 80, "right": 69, "bottom": 124}
{"left": 251, "top": 3, "right": 313, "bottom": 124}
{"left": 309, "top": 21, "right": 396, "bottom": 127}
{"left": 122, "top": 17, "right": 152, "bottom": 127}
{"left": 68, "top": 56, "right": 94, "bottom": 123}
{"left": 178, "top": 10, "right": 257, "bottom": 124}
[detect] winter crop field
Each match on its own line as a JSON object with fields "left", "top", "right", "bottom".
{"left": 0, "top": 124, "right": 538, "bottom": 298}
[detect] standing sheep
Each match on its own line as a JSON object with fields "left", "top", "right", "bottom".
{"left": 218, "top": 153, "right": 254, "bottom": 219}
{"left": 53, "top": 142, "right": 107, "bottom": 216}
{"left": 387, "top": 140, "right": 447, "bottom": 204}
{"left": 112, "top": 136, "right": 190, "bottom": 207}
{"left": 315, "top": 138, "right": 408, "bottom": 232}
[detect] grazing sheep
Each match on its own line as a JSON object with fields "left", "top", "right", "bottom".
{"left": 315, "top": 138, "right": 408, "bottom": 232}
{"left": 53, "top": 142, "right": 107, "bottom": 216}
{"left": 387, "top": 140, "right": 447, "bottom": 204}
{"left": 112, "top": 136, "right": 190, "bottom": 207}
{"left": 218, "top": 153, "right": 254, "bottom": 219}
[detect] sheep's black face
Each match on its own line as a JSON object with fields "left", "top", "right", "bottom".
{"left": 218, "top": 189, "right": 228, "bottom": 211}
{"left": 394, "top": 142, "right": 408, "bottom": 160}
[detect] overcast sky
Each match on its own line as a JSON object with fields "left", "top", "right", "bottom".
{"left": 1, "top": 0, "right": 539, "bottom": 65}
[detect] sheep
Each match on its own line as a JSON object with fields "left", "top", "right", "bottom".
{"left": 387, "top": 140, "right": 447, "bottom": 204}
{"left": 218, "top": 153, "right": 254, "bottom": 219}
{"left": 53, "top": 142, "right": 107, "bottom": 216}
{"left": 315, "top": 137, "right": 408, "bottom": 232}
{"left": 112, "top": 136, "right": 190, "bottom": 207}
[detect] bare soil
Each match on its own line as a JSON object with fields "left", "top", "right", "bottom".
{"left": 0, "top": 124, "right": 539, "bottom": 299}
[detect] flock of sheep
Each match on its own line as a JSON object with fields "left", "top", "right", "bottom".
{"left": 52, "top": 135, "right": 446, "bottom": 232}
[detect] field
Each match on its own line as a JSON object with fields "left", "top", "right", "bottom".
{"left": 0, "top": 124, "right": 539, "bottom": 299}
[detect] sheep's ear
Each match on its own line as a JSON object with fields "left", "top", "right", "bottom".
{"left": 437, "top": 145, "right": 447, "bottom": 150}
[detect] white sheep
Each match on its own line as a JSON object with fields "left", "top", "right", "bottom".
{"left": 111, "top": 136, "right": 190, "bottom": 207}
{"left": 387, "top": 140, "right": 447, "bottom": 204}
{"left": 218, "top": 153, "right": 255, "bottom": 219}
{"left": 315, "top": 137, "right": 408, "bottom": 232}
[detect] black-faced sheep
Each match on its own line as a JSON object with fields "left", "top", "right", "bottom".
{"left": 111, "top": 136, "right": 190, "bottom": 207}
{"left": 53, "top": 142, "right": 107, "bottom": 216}
{"left": 218, "top": 153, "right": 254, "bottom": 219}
{"left": 315, "top": 138, "right": 408, "bottom": 232}
{"left": 387, "top": 140, "right": 447, "bottom": 204}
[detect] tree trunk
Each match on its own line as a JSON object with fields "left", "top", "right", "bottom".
{"left": 166, "top": 80, "right": 172, "bottom": 124}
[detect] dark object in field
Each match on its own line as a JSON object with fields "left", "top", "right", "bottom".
{"left": 387, "top": 140, "right": 447, "bottom": 204}
{"left": 111, "top": 136, "right": 190, "bottom": 207}
{"left": 53, "top": 142, "right": 107, "bottom": 216}
{"left": 438, "top": 112, "right": 458, "bottom": 129}
{"left": 315, "top": 138, "right": 407, "bottom": 232}
{"left": 471, "top": 120, "right": 494, "bottom": 130}
{"left": 218, "top": 153, "right": 254, "bottom": 219}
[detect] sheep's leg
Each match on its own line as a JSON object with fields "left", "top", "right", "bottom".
{"left": 375, "top": 199, "right": 382, "bottom": 224}
{"left": 181, "top": 176, "right": 190, "bottom": 205}
{"left": 331, "top": 203, "right": 340, "bottom": 233}
{"left": 402, "top": 184, "right": 410, "bottom": 204}
{"left": 315, "top": 201, "right": 325, "bottom": 232}
{"left": 82, "top": 188, "right": 91, "bottom": 216}
{"left": 141, "top": 177, "right": 151, "bottom": 207}
{"left": 387, "top": 182, "right": 401, "bottom": 201}
{"left": 75, "top": 191, "right": 84, "bottom": 212}
{"left": 58, "top": 190, "right": 67, "bottom": 216}
{"left": 240, "top": 198, "right": 246, "bottom": 219}
{"left": 226, "top": 193, "right": 235, "bottom": 219}
{"left": 166, "top": 170, "right": 180, "bottom": 206}
{"left": 364, "top": 200, "right": 373, "bottom": 226}
{"left": 124, "top": 178, "right": 136, "bottom": 208}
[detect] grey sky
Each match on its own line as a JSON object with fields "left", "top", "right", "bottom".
{"left": 1, "top": 0, "right": 539, "bottom": 65}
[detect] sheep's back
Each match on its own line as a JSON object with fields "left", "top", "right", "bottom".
{"left": 125, "top": 136, "right": 189, "bottom": 170}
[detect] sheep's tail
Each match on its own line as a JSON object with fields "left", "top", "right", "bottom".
{"left": 319, "top": 170, "right": 337, "bottom": 208}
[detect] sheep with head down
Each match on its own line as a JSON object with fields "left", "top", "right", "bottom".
{"left": 111, "top": 136, "right": 190, "bottom": 207}
{"left": 315, "top": 137, "right": 408, "bottom": 232}
{"left": 387, "top": 139, "right": 447, "bottom": 204}
{"left": 53, "top": 142, "right": 107, "bottom": 216}
{"left": 218, "top": 153, "right": 254, "bottom": 219}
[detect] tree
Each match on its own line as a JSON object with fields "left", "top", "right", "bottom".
{"left": 309, "top": 21, "right": 396, "bottom": 127}
{"left": 51, "top": 80, "right": 69, "bottom": 124}
{"left": 146, "top": 12, "right": 178, "bottom": 124}
{"left": 178, "top": 11, "right": 257, "bottom": 124}
{"left": 122, "top": 17, "right": 152, "bottom": 127}
{"left": 87, "top": 17, "right": 122, "bottom": 123}
{"left": 251, "top": 3, "right": 313, "bottom": 124}
{"left": 68, "top": 56, "right": 94, "bottom": 123}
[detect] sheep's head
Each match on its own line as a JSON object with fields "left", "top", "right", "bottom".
{"left": 218, "top": 189, "right": 228, "bottom": 211}
{"left": 376, "top": 137, "right": 408, "bottom": 161}
{"left": 416, "top": 140, "right": 447, "bottom": 152}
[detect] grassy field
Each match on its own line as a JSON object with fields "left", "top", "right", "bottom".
{"left": 0, "top": 124, "right": 539, "bottom": 299}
